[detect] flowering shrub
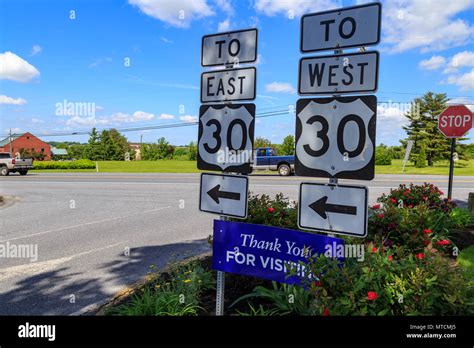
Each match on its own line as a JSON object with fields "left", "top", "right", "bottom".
{"left": 378, "top": 183, "right": 456, "bottom": 212}
{"left": 236, "top": 193, "right": 298, "bottom": 230}
{"left": 296, "top": 245, "right": 471, "bottom": 316}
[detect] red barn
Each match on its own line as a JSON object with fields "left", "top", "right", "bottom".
{"left": 0, "top": 132, "right": 52, "bottom": 160}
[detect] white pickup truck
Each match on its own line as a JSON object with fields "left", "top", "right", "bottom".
{"left": 0, "top": 153, "right": 34, "bottom": 176}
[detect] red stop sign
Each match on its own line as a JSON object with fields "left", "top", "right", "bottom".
{"left": 438, "top": 105, "right": 473, "bottom": 138}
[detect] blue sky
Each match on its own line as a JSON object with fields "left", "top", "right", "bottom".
{"left": 0, "top": 0, "right": 473, "bottom": 146}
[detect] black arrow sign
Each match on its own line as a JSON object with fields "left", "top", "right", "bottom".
{"left": 309, "top": 196, "right": 357, "bottom": 219}
{"left": 207, "top": 184, "right": 241, "bottom": 204}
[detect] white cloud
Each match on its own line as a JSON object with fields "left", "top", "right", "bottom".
{"left": 419, "top": 55, "right": 446, "bottom": 70}
{"left": 5, "top": 127, "right": 21, "bottom": 133}
{"left": 31, "top": 118, "right": 45, "bottom": 124}
{"left": 128, "top": 0, "right": 215, "bottom": 28}
{"left": 265, "top": 82, "right": 296, "bottom": 94}
{"left": 160, "top": 36, "right": 174, "bottom": 44}
{"left": 30, "top": 45, "right": 42, "bottom": 56}
{"left": 446, "top": 69, "right": 474, "bottom": 91}
{"left": 159, "top": 113, "right": 175, "bottom": 119}
{"left": 180, "top": 115, "right": 198, "bottom": 123}
{"left": 218, "top": 19, "right": 230, "bottom": 32}
{"left": 444, "top": 50, "right": 474, "bottom": 73}
{"left": 255, "top": 0, "right": 341, "bottom": 17}
{"left": 65, "top": 110, "right": 157, "bottom": 127}
{"left": 0, "top": 51, "right": 40, "bottom": 83}
{"left": 383, "top": 0, "right": 474, "bottom": 53}
{"left": 66, "top": 116, "right": 109, "bottom": 127}
{"left": 214, "top": 0, "right": 233, "bottom": 16}
{"left": 377, "top": 104, "right": 407, "bottom": 123}
{"left": 0, "top": 95, "right": 27, "bottom": 105}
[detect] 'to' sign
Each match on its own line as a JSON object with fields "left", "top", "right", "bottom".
{"left": 300, "top": 2, "right": 381, "bottom": 52}
{"left": 438, "top": 105, "right": 473, "bottom": 138}
{"left": 202, "top": 29, "right": 258, "bottom": 67}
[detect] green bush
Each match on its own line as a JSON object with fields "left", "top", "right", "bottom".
{"left": 375, "top": 147, "right": 392, "bottom": 165}
{"left": 295, "top": 247, "right": 471, "bottom": 316}
{"left": 233, "top": 193, "right": 298, "bottom": 230}
{"left": 110, "top": 262, "right": 215, "bottom": 316}
{"left": 33, "top": 159, "right": 96, "bottom": 170}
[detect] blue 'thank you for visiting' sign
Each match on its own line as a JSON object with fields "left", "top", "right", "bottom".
{"left": 212, "top": 220, "right": 344, "bottom": 285}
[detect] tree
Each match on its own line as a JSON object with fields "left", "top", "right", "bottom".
{"left": 415, "top": 142, "right": 427, "bottom": 168}
{"left": 254, "top": 137, "right": 272, "bottom": 149}
{"left": 280, "top": 135, "right": 295, "bottom": 155}
{"left": 84, "top": 128, "right": 102, "bottom": 161}
{"left": 188, "top": 141, "right": 197, "bottom": 161}
{"left": 402, "top": 92, "right": 469, "bottom": 166}
{"left": 142, "top": 137, "right": 175, "bottom": 160}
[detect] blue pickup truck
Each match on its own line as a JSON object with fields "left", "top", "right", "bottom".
{"left": 252, "top": 147, "right": 295, "bottom": 176}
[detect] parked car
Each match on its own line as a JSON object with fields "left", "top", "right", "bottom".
{"left": 0, "top": 153, "right": 34, "bottom": 176}
{"left": 252, "top": 147, "right": 295, "bottom": 176}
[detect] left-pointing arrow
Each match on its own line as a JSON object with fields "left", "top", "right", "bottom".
{"left": 309, "top": 196, "right": 357, "bottom": 219}
{"left": 207, "top": 184, "right": 241, "bottom": 204}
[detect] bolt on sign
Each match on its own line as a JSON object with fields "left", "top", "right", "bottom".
{"left": 295, "top": 96, "right": 377, "bottom": 180}
{"left": 198, "top": 103, "right": 255, "bottom": 173}
{"left": 201, "top": 29, "right": 258, "bottom": 67}
{"left": 438, "top": 105, "right": 473, "bottom": 138}
{"left": 300, "top": 2, "right": 381, "bottom": 53}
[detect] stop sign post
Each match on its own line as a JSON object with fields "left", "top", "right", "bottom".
{"left": 438, "top": 105, "right": 473, "bottom": 199}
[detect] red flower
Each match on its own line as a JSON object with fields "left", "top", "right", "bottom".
{"left": 409, "top": 205, "right": 413, "bottom": 209}
{"left": 423, "top": 229, "right": 432, "bottom": 234}
{"left": 312, "top": 281, "right": 321, "bottom": 287}
{"left": 436, "top": 240, "right": 450, "bottom": 246}
{"left": 389, "top": 198, "right": 397, "bottom": 204}
{"left": 439, "top": 190, "right": 444, "bottom": 195}
{"left": 367, "top": 291, "right": 378, "bottom": 301}
{"left": 423, "top": 240, "right": 430, "bottom": 246}
{"left": 371, "top": 204, "right": 380, "bottom": 210}
{"left": 372, "top": 247, "right": 377, "bottom": 253}
{"left": 416, "top": 253, "right": 425, "bottom": 260}
{"left": 377, "top": 213, "right": 385, "bottom": 219}
{"left": 267, "top": 207, "right": 275, "bottom": 213}
{"left": 323, "top": 308, "right": 330, "bottom": 316}
{"left": 388, "top": 255, "right": 393, "bottom": 262}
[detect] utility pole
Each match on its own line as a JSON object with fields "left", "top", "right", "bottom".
{"left": 9, "top": 128, "right": 12, "bottom": 157}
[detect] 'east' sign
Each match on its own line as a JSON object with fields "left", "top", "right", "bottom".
{"left": 300, "top": 2, "right": 381, "bottom": 53}
{"left": 201, "top": 67, "right": 256, "bottom": 103}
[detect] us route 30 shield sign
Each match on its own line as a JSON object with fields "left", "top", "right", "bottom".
{"left": 298, "top": 182, "right": 368, "bottom": 238}
{"left": 198, "top": 103, "right": 255, "bottom": 173}
{"left": 295, "top": 95, "right": 377, "bottom": 180}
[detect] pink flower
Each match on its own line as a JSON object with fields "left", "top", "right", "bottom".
{"left": 389, "top": 198, "right": 397, "bottom": 204}
{"left": 388, "top": 256, "right": 393, "bottom": 262}
{"left": 416, "top": 253, "right": 425, "bottom": 260}
{"left": 371, "top": 204, "right": 381, "bottom": 210}
{"left": 372, "top": 247, "right": 377, "bottom": 253}
{"left": 377, "top": 213, "right": 385, "bottom": 219}
{"left": 423, "top": 229, "right": 432, "bottom": 234}
{"left": 436, "top": 240, "right": 450, "bottom": 246}
{"left": 267, "top": 207, "right": 275, "bottom": 213}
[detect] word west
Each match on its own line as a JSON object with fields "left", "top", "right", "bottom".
{"left": 18, "top": 322, "right": 55, "bottom": 342}
{"left": 55, "top": 99, "right": 96, "bottom": 117}
{"left": 0, "top": 242, "right": 38, "bottom": 262}
{"left": 216, "top": 148, "right": 251, "bottom": 164}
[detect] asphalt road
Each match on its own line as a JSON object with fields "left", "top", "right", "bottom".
{"left": 0, "top": 172, "right": 473, "bottom": 315}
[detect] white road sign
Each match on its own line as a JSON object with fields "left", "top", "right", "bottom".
{"left": 299, "top": 51, "right": 379, "bottom": 95}
{"left": 201, "top": 67, "right": 256, "bottom": 103}
{"left": 298, "top": 182, "right": 368, "bottom": 237}
{"left": 198, "top": 103, "right": 255, "bottom": 173}
{"left": 301, "top": 2, "right": 381, "bottom": 53}
{"left": 200, "top": 173, "right": 248, "bottom": 218}
{"left": 202, "top": 28, "right": 258, "bottom": 67}
{"left": 295, "top": 96, "right": 377, "bottom": 180}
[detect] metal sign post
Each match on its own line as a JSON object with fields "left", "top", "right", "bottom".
{"left": 448, "top": 138, "right": 455, "bottom": 200}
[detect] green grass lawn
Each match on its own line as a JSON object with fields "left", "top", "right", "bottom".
{"left": 30, "top": 159, "right": 474, "bottom": 175}
{"left": 459, "top": 245, "right": 474, "bottom": 285}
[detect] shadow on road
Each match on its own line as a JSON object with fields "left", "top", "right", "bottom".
{"left": 0, "top": 239, "right": 210, "bottom": 315}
